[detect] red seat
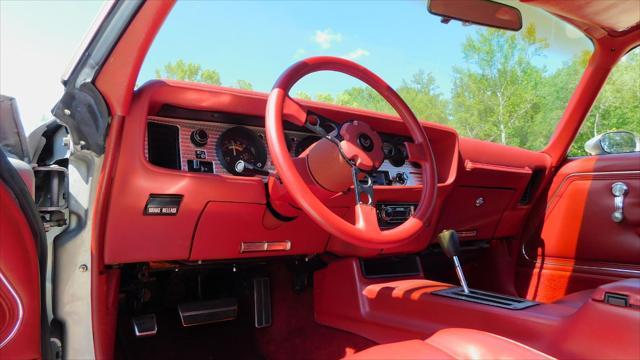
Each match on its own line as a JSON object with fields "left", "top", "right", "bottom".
{"left": 347, "top": 328, "right": 554, "bottom": 359}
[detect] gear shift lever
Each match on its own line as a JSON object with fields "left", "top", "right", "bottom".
{"left": 437, "top": 230, "right": 469, "bottom": 294}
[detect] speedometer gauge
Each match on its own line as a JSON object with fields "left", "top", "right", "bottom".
{"left": 216, "top": 126, "right": 267, "bottom": 176}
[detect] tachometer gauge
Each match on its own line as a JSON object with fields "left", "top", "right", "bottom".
{"left": 382, "top": 142, "right": 396, "bottom": 158}
{"left": 216, "top": 126, "right": 267, "bottom": 176}
{"left": 388, "top": 140, "right": 407, "bottom": 167}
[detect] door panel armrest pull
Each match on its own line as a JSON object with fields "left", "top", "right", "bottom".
{"left": 611, "top": 182, "right": 628, "bottom": 223}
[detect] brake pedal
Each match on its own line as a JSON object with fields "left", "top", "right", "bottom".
{"left": 253, "top": 277, "right": 272, "bottom": 328}
{"left": 178, "top": 298, "right": 238, "bottom": 327}
{"left": 132, "top": 314, "right": 157, "bottom": 337}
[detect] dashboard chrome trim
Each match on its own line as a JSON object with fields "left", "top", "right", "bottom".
{"left": 240, "top": 240, "right": 292, "bottom": 253}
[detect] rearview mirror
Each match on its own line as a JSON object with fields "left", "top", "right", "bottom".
{"left": 584, "top": 131, "right": 640, "bottom": 156}
{"left": 428, "top": 0, "right": 523, "bottom": 31}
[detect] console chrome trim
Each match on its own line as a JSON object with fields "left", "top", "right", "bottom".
{"left": 0, "top": 270, "right": 24, "bottom": 349}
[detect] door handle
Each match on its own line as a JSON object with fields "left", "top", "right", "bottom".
{"left": 611, "top": 182, "right": 628, "bottom": 223}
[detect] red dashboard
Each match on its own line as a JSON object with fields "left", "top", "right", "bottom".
{"left": 102, "top": 80, "right": 550, "bottom": 264}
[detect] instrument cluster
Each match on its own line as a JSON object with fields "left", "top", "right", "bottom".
{"left": 145, "top": 115, "right": 423, "bottom": 186}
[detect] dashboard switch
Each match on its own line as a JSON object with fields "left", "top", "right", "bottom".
{"left": 190, "top": 129, "right": 209, "bottom": 147}
{"left": 187, "top": 159, "right": 214, "bottom": 173}
{"left": 380, "top": 206, "right": 394, "bottom": 221}
{"left": 195, "top": 150, "right": 207, "bottom": 159}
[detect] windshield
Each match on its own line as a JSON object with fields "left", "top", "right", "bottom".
{"left": 138, "top": 0, "right": 594, "bottom": 151}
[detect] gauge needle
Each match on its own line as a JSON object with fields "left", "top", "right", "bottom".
{"left": 230, "top": 141, "right": 241, "bottom": 156}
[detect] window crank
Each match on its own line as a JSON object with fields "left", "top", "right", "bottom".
{"left": 611, "top": 182, "right": 628, "bottom": 223}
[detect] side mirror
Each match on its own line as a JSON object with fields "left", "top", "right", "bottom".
{"left": 427, "top": 0, "right": 522, "bottom": 32}
{"left": 584, "top": 131, "right": 640, "bottom": 156}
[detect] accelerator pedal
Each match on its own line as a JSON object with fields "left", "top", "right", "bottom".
{"left": 132, "top": 314, "right": 158, "bottom": 337}
{"left": 253, "top": 277, "right": 272, "bottom": 328}
{"left": 178, "top": 298, "right": 238, "bottom": 327}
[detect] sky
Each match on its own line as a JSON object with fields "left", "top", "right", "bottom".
{"left": 0, "top": 0, "right": 105, "bottom": 133}
{"left": 138, "top": 1, "right": 592, "bottom": 96}
{"left": 1, "top": 0, "right": 592, "bottom": 135}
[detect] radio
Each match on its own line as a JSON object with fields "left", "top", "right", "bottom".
{"left": 376, "top": 203, "right": 416, "bottom": 228}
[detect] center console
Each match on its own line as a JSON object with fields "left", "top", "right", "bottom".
{"left": 314, "top": 258, "right": 640, "bottom": 360}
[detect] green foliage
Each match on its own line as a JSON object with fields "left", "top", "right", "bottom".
{"left": 234, "top": 80, "right": 253, "bottom": 90}
{"left": 315, "top": 93, "right": 336, "bottom": 104}
{"left": 397, "top": 71, "right": 449, "bottom": 125}
{"left": 569, "top": 50, "right": 640, "bottom": 156}
{"left": 155, "top": 31, "right": 639, "bottom": 156}
{"left": 156, "top": 59, "right": 258, "bottom": 90}
{"left": 155, "top": 59, "right": 221, "bottom": 85}
{"left": 450, "top": 24, "right": 548, "bottom": 148}
{"left": 294, "top": 91, "right": 312, "bottom": 100}
{"left": 302, "top": 70, "right": 449, "bottom": 125}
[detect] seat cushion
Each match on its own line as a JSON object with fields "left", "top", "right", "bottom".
{"left": 347, "top": 328, "right": 554, "bottom": 359}
{"left": 347, "top": 339, "right": 455, "bottom": 359}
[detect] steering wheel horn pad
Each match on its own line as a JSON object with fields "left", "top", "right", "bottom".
{"left": 339, "top": 120, "right": 384, "bottom": 171}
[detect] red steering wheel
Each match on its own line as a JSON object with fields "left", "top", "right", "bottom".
{"left": 266, "top": 56, "right": 437, "bottom": 248}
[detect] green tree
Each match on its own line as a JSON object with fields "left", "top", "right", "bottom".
{"left": 397, "top": 70, "right": 449, "bottom": 124}
{"left": 315, "top": 93, "right": 336, "bottom": 103}
{"left": 234, "top": 80, "right": 253, "bottom": 90}
{"left": 155, "top": 59, "right": 221, "bottom": 85}
{"left": 569, "top": 49, "right": 640, "bottom": 156}
{"left": 312, "top": 70, "right": 449, "bottom": 124}
{"left": 336, "top": 87, "right": 388, "bottom": 112}
{"left": 531, "top": 50, "right": 591, "bottom": 150}
{"left": 450, "top": 24, "right": 548, "bottom": 148}
{"left": 294, "top": 91, "right": 312, "bottom": 100}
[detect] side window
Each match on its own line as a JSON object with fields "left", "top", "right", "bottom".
{"left": 570, "top": 48, "right": 640, "bottom": 156}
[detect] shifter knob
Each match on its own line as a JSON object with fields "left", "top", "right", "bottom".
{"left": 437, "top": 229, "right": 469, "bottom": 294}
{"left": 437, "top": 229, "right": 461, "bottom": 259}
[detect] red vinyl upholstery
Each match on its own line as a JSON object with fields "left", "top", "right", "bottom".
{"left": 347, "top": 328, "right": 553, "bottom": 359}
{"left": 0, "top": 182, "right": 40, "bottom": 358}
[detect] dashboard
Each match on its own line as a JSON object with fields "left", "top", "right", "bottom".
{"left": 102, "top": 80, "right": 547, "bottom": 265}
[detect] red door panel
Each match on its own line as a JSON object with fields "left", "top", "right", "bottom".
{"left": 0, "top": 182, "right": 41, "bottom": 359}
{"left": 520, "top": 153, "right": 640, "bottom": 302}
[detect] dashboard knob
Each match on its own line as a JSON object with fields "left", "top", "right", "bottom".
{"left": 394, "top": 172, "right": 408, "bottom": 185}
{"left": 380, "top": 206, "right": 394, "bottom": 221}
{"left": 190, "top": 129, "right": 209, "bottom": 147}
